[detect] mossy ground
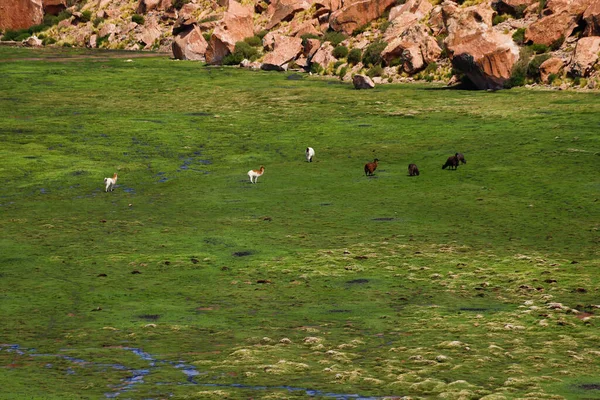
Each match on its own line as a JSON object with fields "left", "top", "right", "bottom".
{"left": 1, "top": 47, "right": 599, "bottom": 399}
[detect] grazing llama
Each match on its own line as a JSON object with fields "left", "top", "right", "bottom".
{"left": 104, "top": 173, "right": 118, "bottom": 192}
{"left": 306, "top": 147, "right": 315, "bottom": 162}
{"left": 408, "top": 163, "right": 420, "bottom": 176}
{"left": 442, "top": 155, "right": 459, "bottom": 170}
{"left": 248, "top": 166, "right": 265, "bottom": 183}
{"left": 364, "top": 159, "right": 379, "bottom": 176}
{"left": 456, "top": 153, "right": 467, "bottom": 164}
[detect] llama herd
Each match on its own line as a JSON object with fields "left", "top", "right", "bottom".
{"left": 104, "top": 148, "right": 467, "bottom": 190}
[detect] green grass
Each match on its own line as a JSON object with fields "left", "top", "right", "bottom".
{"left": 0, "top": 48, "right": 599, "bottom": 399}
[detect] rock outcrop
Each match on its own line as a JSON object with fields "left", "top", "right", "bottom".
{"left": 205, "top": 0, "right": 254, "bottom": 64}
{"left": 42, "top": 0, "right": 67, "bottom": 15}
{"left": 539, "top": 57, "right": 564, "bottom": 82}
{"left": 568, "top": 36, "right": 600, "bottom": 76}
{"left": 0, "top": 0, "right": 44, "bottom": 30}
{"left": 330, "top": 0, "right": 397, "bottom": 35}
{"left": 261, "top": 34, "right": 303, "bottom": 70}
{"left": 443, "top": 1, "right": 519, "bottom": 90}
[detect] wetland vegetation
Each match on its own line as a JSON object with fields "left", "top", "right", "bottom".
{"left": 1, "top": 47, "right": 599, "bottom": 399}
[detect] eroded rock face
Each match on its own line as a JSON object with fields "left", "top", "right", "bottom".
{"left": 43, "top": 0, "right": 67, "bottom": 15}
{"left": 443, "top": 1, "right": 519, "bottom": 90}
{"left": 266, "top": 0, "right": 311, "bottom": 30}
{"left": 525, "top": 12, "right": 579, "bottom": 46}
{"left": 583, "top": 0, "right": 600, "bottom": 36}
{"left": 491, "top": 0, "right": 536, "bottom": 16}
{"left": 568, "top": 36, "right": 600, "bottom": 76}
{"left": 205, "top": 0, "right": 254, "bottom": 64}
{"left": 330, "top": 0, "right": 397, "bottom": 35}
{"left": 172, "top": 25, "right": 208, "bottom": 60}
{"left": 382, "top": 24, "right": 441, "bottom": 73}
{"left": 136, "top": 15, "right": 162, "bottom": 49}
{"left": 261, "top": 34, "right": 303, "bottom": 70}
{"left": 0, "top": 0, "right": 43, "bottom": 30}
{"left": 539, "top": 57, "right": 564, "bottom": 82}
{"left": 353, "top": 74, "right": 375, "bottom": 89}
{"left": 384, "top": 0, "right": 432, "bottom": 41}
{"left": 311, "top": 41, "right": 336, "bottom": 68}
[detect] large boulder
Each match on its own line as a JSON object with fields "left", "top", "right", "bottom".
{"left": 443, "top": 1, "right": 519, "bottom": 90}
{"left": 0, "top": 0, "right": 43, "bottom": 30}
{"left": 353, "top": 74, "right": 375, "bottom": 89}
{"left": 261, "top": 34, "right": 303, "bottom": 70}
{"left": 539, "top": 57, "right": 564, "bottom": 82}
{"left": 384, "top": 0, "right": 432, "bottom": 40}
{"left": 382, "top": 24, "right": 441, "bottom": 73}
{"left": 330, "top": 0, "right": 398, "bottom": 35}
{"left": 266, "top": 0, "right": 311, "bottom": 30}
{"left": 205, "top": 0, "right": 254, "bottom": 64}
{"left": 136, "top": 15, "right": 162, "bottom": 49}
{"left": 568, "top": 36, "right": 600, "bottom": 76}
{"left": 289, "top": 18, "right": 322, "bottom": 37}
{"left": 525, "top": 12, "right": 580, "bottom": 46}
{"left": 310, "top": 41, "right": 336, "bottom": 68}
{"left": 583, "top": 0, "right": 600, "bottom": 36}
{"left": 172, "top": 25, "right": 208, "bottom": 60}
{"left": 42, "top": 0, "right": 66, "bottom": 15}
{"left": 313, "top": 0, "right": 343, "bottom": 17}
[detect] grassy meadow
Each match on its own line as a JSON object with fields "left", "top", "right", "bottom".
{"left": 1, "top": 46, "right": 599, "bottom": 399}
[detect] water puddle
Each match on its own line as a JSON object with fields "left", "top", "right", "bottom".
{"left": 0, "top": 344, "right": 388, "bottom": 399}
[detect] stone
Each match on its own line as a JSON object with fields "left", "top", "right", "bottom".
{"left": 330, "top": 0, "right": 397, "bottom": 35}
{"left": 205, "top": 0, "right": 254, "bottom": 64}
{"left": 568, "top": 36, "right": 600, "bottom": 77}
{"left": 310, "top": 41, "right": 336, "bottom": 68}
{"left": 525, "top": 12, "right": 580, "bottom": 46}
{"left": 353, "top": 74, "right": 375, "bottom": 89}
{"left": 382, "top": 24, "right": 441, "bottom": 73}
{"left": 443, "top": 1, "right": 519, "bottom": 90}
{"left": 24, "top": 35, "right": 42, "bottom": 46}
{"left": 172, "top": 25, "right": 208, "bottom": 60}
{"left": 313, "top": 0, "right": 343, "bottom": 17}
{"left": 266, "top": 0, "right": 311, "bottom": 30}
{"left": 136, "top": 16, "right": 162, "bottom": 49}
{"left": 539, "top": 57, "right": 564, "bottom": 82}
{"left": 303, "top": 38, "right": 321, "bottom": 58}
{"left": 0, "top": 0, "right": 43, "bottom": 30}
{"left": 261, "top": 34, "right": 303, "bottom": 70}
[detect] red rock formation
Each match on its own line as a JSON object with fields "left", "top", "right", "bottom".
{"left": 491, "top": 0, "right": 536, "bottom": 16}
{"left": 443, "top": 2, "right": 519, "bottom": 90}
{"left": 172, "top": 25, "right": 208, "bottom": 60}
{"left": 539, "top": 57, "right": 564, "bottom": 82}
{"left": 568, "top": 36, "right": 600, "bottom": 76}
{"left": 583, "top": 0, "right": 600, "bottom": 36}
{"left": 266, "top": 0, "right": 311, "bottom": 30}
{"left": 0, "top": 0, "right": 43, "bottom": 30}
{"left": 205, "top": 0, "right": 254, "bottom": 64}
{"left": 525, "top": 12, "right": 580, "bottom": 46}
{"left": 43, "top": 0, "right": 67, "bottom": 15}
{"left": 311, "top": 41, "right": 336, "bottom": 68}
{"left": 261, "top": 34, "right": 303, "bottom": 70}
{"left": 330, "top": 0, "right": 397, "bottom": 35}
{"left": 382, "top": 24, "right": 441, "bottom": 73}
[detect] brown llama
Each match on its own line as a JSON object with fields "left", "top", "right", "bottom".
{"left": 364, "top": 159, "right": 379, "bottom": 176}
{"left": 442, "top": 155, "right": 459, "bottom": 170}
{"left": 408, "top": 163, "right": 419, "bottom": 176}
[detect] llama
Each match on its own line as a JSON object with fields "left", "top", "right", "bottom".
{"left": 306, "top": 147, "right": 315, "bottom": 162}
{"left": 364, "top": 159, "right": 379, "bottom": 176}
{"left": 442, "top": 155, "right": 459, "bottom": 170}
{"left": 104, "top": 173, "right": 118, "bottom": 192}
{"left": 456, "top": 153, "right": 467, "bottom": 164}
{"left": 248, "top": 166, "right": 265, "bottom": 183}
{"left": 408, "top": 163, "right": 420, "bottom": 176}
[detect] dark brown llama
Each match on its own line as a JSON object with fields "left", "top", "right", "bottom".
{"left": 442, "top": 155, "right": 459, "bottom": 170}
{"left": 364, "top": 159, "right": 379, "bottom": 176}
{"left": 408, "top": 163, "right": 419, "bottom": 176}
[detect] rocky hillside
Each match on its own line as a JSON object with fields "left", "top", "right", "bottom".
{"left": 2, "top": 0, "right": 600, "bottom": 89}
